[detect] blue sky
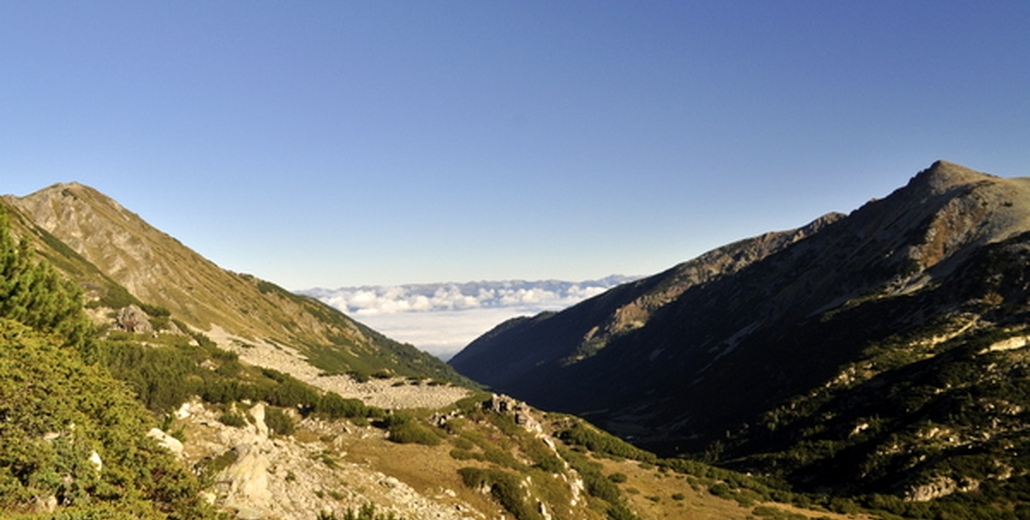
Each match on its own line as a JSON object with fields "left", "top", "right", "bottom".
{"left": 3, "top": 1, "right": 1028, "bottom": 289}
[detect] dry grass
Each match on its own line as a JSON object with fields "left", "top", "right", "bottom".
{"left": 337, "top": 429, "right": 505, "bottom": 518}
{"left": 595, "top": 457, "right": 866, "bottom": 520}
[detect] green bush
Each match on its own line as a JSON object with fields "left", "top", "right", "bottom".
{"left": 385, "top": 414, "right": 442, "bottom": 446}
{"left": 449, "top": 448, "right": 476, "bottom": 460}
{"left": 348, "top": 370, "right": 371, "bottom": 383}
{"left": 219, "top": 411, "right": 248, "bottom": 428}
{"left": 451, "top": 437, "right": 475, "bottom": 450}
{"left": 533, "top": 455, "right": 565, "bottom": 474}
{"left": 138, "top": 302, "right": 171, "bottom": 318}
{"left": 606, "top": 502, "right": 641, "bottom": 520}
{"left": 458, "top": 467, "right": 543, "bottom": 520}
{"left": 0, "top": 319, "right": 216, "bottom": 518}
{"left": 195, "top": 448, "right": 240, "bottom": 486}
{"left": 0, "top": 208, "right": 93, "bottom": 349}
{"left": 558, "top": 423, "right": 656, "bottom": 463}
{"left": 317, "top": 392, "right": 379, "bottom": 419}
{"left": 265, "top": 406, "right": 295, "bottom": 436}
{"left": 608, "top": 472, "right": 628, "bottom": 483}
{"left": 709, "top": 482, "right": 732, "bottom": 499}
{"left": 562, "top": 449, "right": 622, "bottom": 503}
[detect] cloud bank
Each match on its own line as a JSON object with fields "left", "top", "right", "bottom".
{"left": 299, "top": 276, "right": 636, "bottom": 360}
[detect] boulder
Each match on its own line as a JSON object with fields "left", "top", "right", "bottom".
{"left": 147, "top": 428, "right": 184, "bottom": 456}
{"left": 115, "top": 304, "right": 153, "bottom": 334}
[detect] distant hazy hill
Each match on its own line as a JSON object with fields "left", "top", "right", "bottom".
{"left": 2, "top": 183, "right": 469, "bottom": 384}
{"left": 450, "top": 161, "right": 1030, "bottom": 500}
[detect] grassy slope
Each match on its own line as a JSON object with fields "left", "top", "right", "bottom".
{"left": 3, "top": 186, "right": 471, "bottom": 385}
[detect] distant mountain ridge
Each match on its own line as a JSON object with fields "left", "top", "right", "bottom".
{"left": 450, "top": 161, "right": 1030, "bottom": 500}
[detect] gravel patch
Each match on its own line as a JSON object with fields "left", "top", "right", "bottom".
{"left": 205, "top": 325, "right": 471, "bottom": 410}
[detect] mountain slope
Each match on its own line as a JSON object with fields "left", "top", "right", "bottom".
{"left": 1, "top": 183, "right": 870, "bottom": 520}
{"left": 450, "top": 161, "right": 1030, "bottom": 499}
{"left": 450, "top": 211, "right": 842, "bottom": 392}
{"left": 3, "top": 183, "right": 469, "bottom": 384}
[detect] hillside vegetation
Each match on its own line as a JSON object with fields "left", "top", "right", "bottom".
{"left": 0, "top": 208, "right": 217, "bottom": 519}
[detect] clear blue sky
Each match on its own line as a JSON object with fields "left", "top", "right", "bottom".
{"left": 3, "top": 1, "right": 1028, "bottom": 289}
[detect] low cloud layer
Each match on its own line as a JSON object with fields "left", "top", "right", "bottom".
{"left": 299, "top": 276, "right": 636, "bottom": 359}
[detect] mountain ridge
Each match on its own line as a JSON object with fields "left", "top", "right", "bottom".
{"left": 3, "top": 182, "right": 471, "bottom": 385}
{"left": 449, "top": 160, "right": 1030, "bottom": 501}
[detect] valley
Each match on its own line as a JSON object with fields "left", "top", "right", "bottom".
{"left": 2, "top": 161, "right": 1029, "bottom": 519}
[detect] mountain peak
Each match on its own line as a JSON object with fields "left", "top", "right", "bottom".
{"left": 30, "top": 181, "right": 95, "bottom": 196}
{"left": 908, "top": 160, "right": 992, "bottom": 195}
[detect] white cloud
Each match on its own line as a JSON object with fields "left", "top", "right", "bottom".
{"left": 304, "top": 278, "right": 632, "bottom": 316}
{"left": 299, "top": 276, "right": 638, "bottom": 359}
{"left": 353, "top": 307, "right": 528, "bottom": 361}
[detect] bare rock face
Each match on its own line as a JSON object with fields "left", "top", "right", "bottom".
{"left": 115, "top": 305, "right": 153, "bottom": 333}
{"left": 904, "top": 475, "right": 980, "bottom": 502}
{"left": 175, "top": 400, "right": 480, "bottom": 520}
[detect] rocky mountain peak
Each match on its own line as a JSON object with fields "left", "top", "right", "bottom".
{"left": 10, "top": 182, "right": 197, "bottom": 313}
{"left": 908, "top": 159, "right": 994, "bottom": 195}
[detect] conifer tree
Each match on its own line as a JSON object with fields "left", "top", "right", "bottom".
{"left": 0, "top": 206, "right": 92, "bottom": 348}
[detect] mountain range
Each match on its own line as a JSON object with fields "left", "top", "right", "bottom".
{"left": 450, "top": 160, "right": 1030, "bottom": 502}
{"left": 4, "top": 181, "right": 802, "bottom": 520}
{"left": 4, "top": 160, "right": 1030, "bottom": 519}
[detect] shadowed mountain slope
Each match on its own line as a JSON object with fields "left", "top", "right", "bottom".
{"left": 451, "top": 161, "right": 1030, "bottom": 499}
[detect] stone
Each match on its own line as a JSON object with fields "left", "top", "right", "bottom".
{"left": 115, "top": 304, "right": 153, "bottom": 333}
{"left": 220, "top": 443, "right": 272, "bottom": 509}
{"left": 147, "top": 428, "right": 184, "bottom": 456}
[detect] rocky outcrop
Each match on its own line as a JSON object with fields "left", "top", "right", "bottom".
{"left": 904, "top": 476, "right": 980, "bottom": 502}
{"left": 219, "top": 443, "right": 273, "bottom": 512}
{"left": 175, "top": 399, "right": 481, "bottom": 520}
{"left": 115, "top": 304, "right": 153, "bottom": 333}
{"left": 483, "top": 394, "right": 541, "bottom": 434}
